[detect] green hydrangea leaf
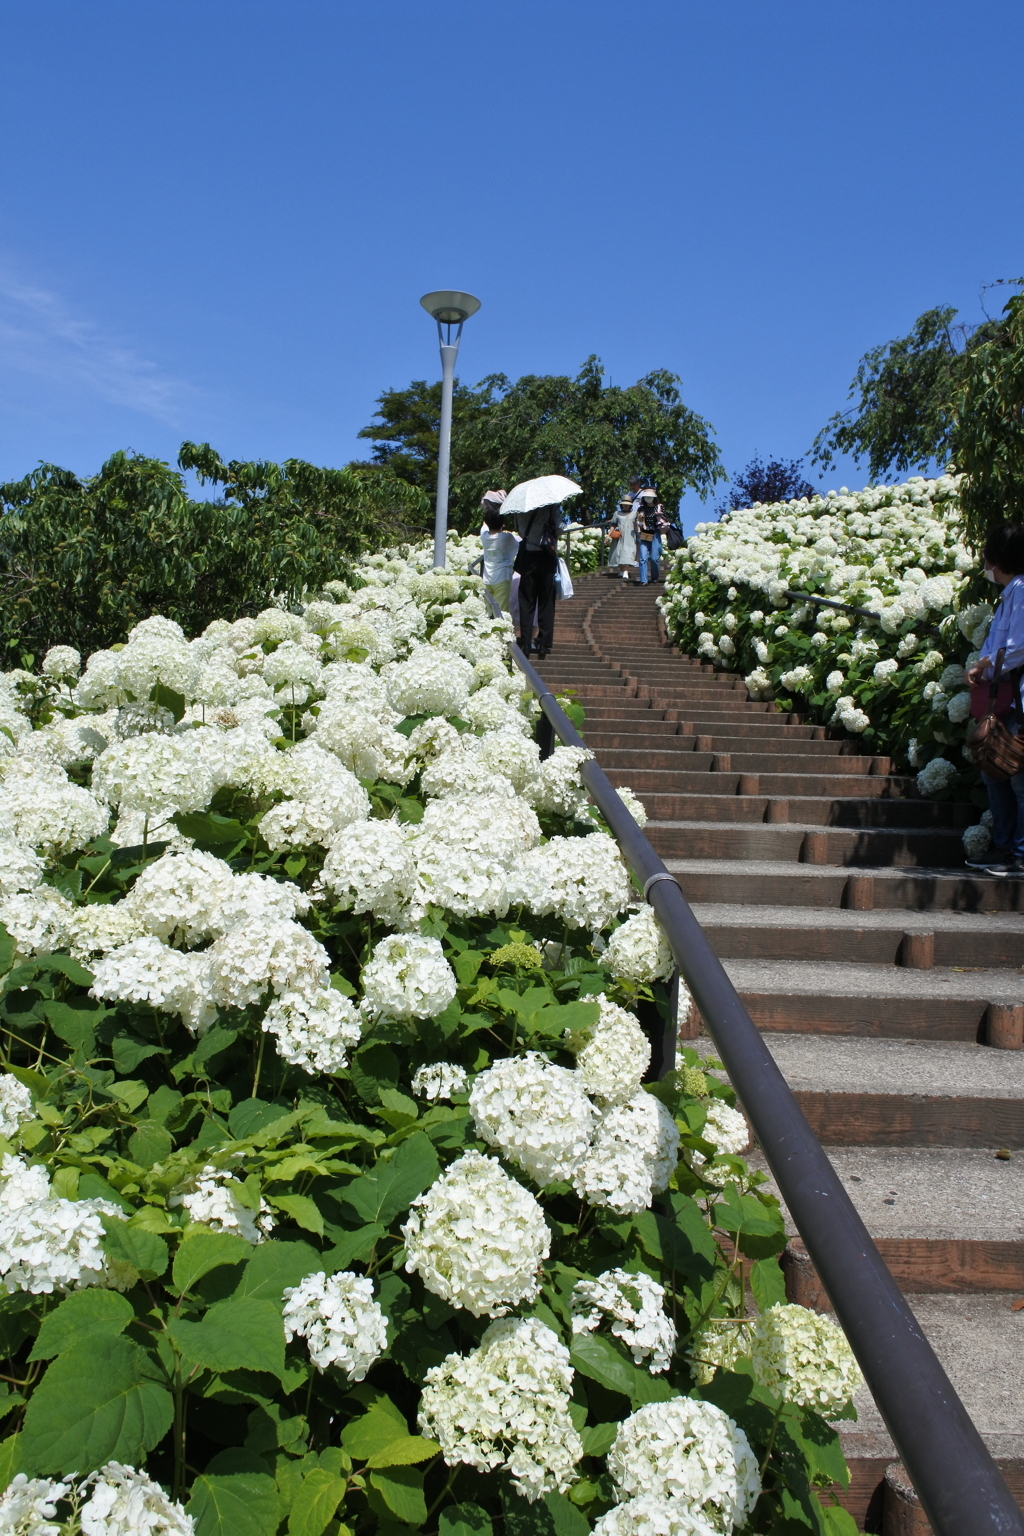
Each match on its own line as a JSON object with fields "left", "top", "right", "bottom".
{"left": 369, "top": 1466, "right": 427, "bottom": 1525}
{"left": 173, "top": 1231, "right": 253, "bottom": 1293}
{"left": 569, "top": 1333, "right": 676, "bottom": 1408}
{"left": 339, "top": 1131, "right": 440, "bottom": 1227}
{"left": 286, "top": 1466, "right": 347, "bottom": 1536}
{"left": 439, "top": 1505, "right": 493, "bottom": 1536}
{"left": 187, "top": 1460, "right": 279, "bottom": 1536}
{"left": 268, "top": 1195, "right": 324, "bottom": 1237}
{"left": 750, "top": 1256, "right": 788, "bottom": 1311}
{"left": 167, "top": 1297, "right": 286, "bottom": 1380}
{"left": 101, "top": 1218, "right": 169, "bottom": 1280}
{"left": 28, "top": 1289, "right": 133, "bottom": 1362}
{"left": 235, "top": 1240, "right": 321, "bottom": 1306}
{"left": 19, "top": 1336, "right": 173, "bottom": 1475}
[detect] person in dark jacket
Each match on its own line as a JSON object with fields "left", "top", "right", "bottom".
{"left": 513, "top": 502, "right": 559, "bottom": 658}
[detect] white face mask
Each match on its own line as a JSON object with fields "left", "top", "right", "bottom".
{"left": 984, "top": 566, "right": 997, "bottom": 583}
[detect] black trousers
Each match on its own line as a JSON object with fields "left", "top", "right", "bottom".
{"left": 516, "top": 547, "right": 557, "bottom": 652}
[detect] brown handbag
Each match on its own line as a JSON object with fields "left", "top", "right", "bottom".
{"left": 966, "top": 648, "right": 1024, "bottom": 781}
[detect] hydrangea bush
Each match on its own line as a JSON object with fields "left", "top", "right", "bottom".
{"left": 0, "top": 549, "right": 859, "bottom": 1536}
{"left": 658, "top": 473, "right": 986, "bottom": 799}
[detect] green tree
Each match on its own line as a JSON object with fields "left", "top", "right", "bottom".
{"left": 359, "top": 356, "right": 725, "bottom": 527}
{"left": 809, "top": 306, "right": 982, "bottom": 478}
{"left": 0, "top": 446, "right": 427, "bottom": 660}
{"left": 953, "top": 289, "right": 1024, "bottom": 547}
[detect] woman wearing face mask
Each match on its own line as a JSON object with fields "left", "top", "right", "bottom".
{"left": 964, "top": 523, "right": 1024, "bottom": 874}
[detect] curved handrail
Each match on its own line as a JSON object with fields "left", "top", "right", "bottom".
{"left": 510, "top": 634, "right": 1023, "bottom": 1536}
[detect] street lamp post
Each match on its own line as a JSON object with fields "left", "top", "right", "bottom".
{"left": 420, "top": 290, "right": 481, "bottom": 569}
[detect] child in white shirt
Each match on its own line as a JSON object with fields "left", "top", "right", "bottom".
{"left": 480, "top": 498, "right": 518, "bottom": 612}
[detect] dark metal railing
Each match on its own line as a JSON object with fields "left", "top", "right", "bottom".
{"left": 510, "top": 637, "right": 1022, "bottom": 1536}
{"left": 783, "top": 589, "right": 944, "bottom": 638}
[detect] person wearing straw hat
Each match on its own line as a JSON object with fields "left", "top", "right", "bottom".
{"left": 637, "top": 487, "right": 668, "bottom": 584}
{"left": 479, "top": 491, "right": 517, "bottom": 613}
{"left": 607, "top": 495, "right": 638, "bottom": 580}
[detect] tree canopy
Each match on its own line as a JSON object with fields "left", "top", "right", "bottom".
{"left": 358, "top": 356, "right": 725, "bottom": 526}
{"left": 809, "top": 286, "right": 1024, "bottom": 546}
{"left": 714, "top": 455, "right": 817, "bottom": 517}
{"left": 0, "top": 445, "right": 427, "bottom": 660}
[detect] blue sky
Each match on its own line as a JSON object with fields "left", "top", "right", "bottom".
{"left": 2, "top": 0, "right": 1021, "bottom": 530}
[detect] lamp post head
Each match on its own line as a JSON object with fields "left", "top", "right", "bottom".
{"left": 420, "top": 290, "right": 481, "bottom": 324}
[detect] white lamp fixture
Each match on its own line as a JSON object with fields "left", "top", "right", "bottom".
{"left": 420, "top": 290, "right": 481, "bottom": 568}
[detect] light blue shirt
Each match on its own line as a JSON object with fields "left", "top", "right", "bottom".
{"left": 980, "top": 574, "right": 1024, "bottom": 674}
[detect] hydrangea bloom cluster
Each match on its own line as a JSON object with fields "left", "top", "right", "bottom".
{"left": 171, "top": 1165, "right": 275, "bottom": 1244}
{"left": 411, "top": 1062, "right": 468, "bottom": 1101}
{"left": 281, "top": 1269, "right": 388, "bottom": 1379}
{"left": 659, "top": 472, "right": 979, "bottom": 775}
{"left": 565, "top": 993, "right": 652, "bottom": 1105}
{"left": 402, "top": 1151, "right": 550, "bottom": 1316}
{"left": 418, "top": 1317, "right": 582, "bottom": 1502}
{"left": 748, "top": 1303, "right": 863, "bottom": 1410}
{"left": 507, "top": 833, "right": 632, "bottom": 931}
{"left": 0, "top": 1073, "right": 34, "bottom": 1140}
{"left": 604, "top": 906, "right": 674, "bottom": 985}
{"left": 691, "top": 1100, "right": 749, "bottom": 1184}
{"left": 0, "top": 1154, "right": 120, "bottom": 1295}
{"left": 360, "top": 933, "right": 457, "bottom": 1021}
{"left": 469, "top": 1053, "right": 596, "bottom": 1186}
{"left": 571, "top": 1268, "right": 677, "bottom": 1371}
{"left": 606, "top": 1398, "right": 760, "bottom": 1534}
{"left": 574, "top": 1092, "right": 680, "bottom": 1214}
{"left": 0, "top": 1463, "right": 193, "bottom": 1536}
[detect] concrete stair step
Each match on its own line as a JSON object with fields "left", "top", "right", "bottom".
{"left": 666, "top": 857, "right": 1024, "bottom": 912}
{"left": 647, "top": 819, "right": 964, "bottom": 866}
{"left": 599, "top": 749, "right": 878, "bottom": 774}
{"left": 634, "top": 793, "right": 973, "bottom": 829}
{"left": 721, "top": 961, "right": 1024, "bottom": 1048}
{"left": 764, "top": 1031, "right": 1024, "bottom": 1145}
{"left": 606, "top": 768, "right": 915, "bottom": 798}
{"left": 691, "top": 901, "right": 1024, "bottom": 967}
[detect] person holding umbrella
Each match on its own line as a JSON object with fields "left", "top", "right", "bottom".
{"left": 504, "top": 475, "right": 581, "bottom": 658}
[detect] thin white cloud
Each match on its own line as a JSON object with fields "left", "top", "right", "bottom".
{"left": 0, "top": 264, "right": 197, "bottom": 425}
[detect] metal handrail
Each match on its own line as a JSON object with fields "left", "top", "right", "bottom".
{"left": 783, "top": 588, "right": 944, "bottom": 637}
{"left": 509, "top": 638, "right": 1023, "bottom": 1536}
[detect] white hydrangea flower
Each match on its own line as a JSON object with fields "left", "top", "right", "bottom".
{"left": 318, "top": 819, "right": 417, "bottom": 924}
{"left": 64, "top": 901, "right": 146, "bottom": 962}
{"left": 607, "top": 1398, "right": 760, "bottom": 1532}
{"left": 743, "top": 668, "right": 772, "bottom": 701}
{"left": 574, "top": 1091, "right": 680, "bottom": 1215}
{"left": 0, "top": 771, "right": 108, "bottom": 857}
{"left": 41, "top": 645, "right": 81, "bottom": 680}
{"left": 360, "top": 933, "right": 456, "bottom": 1021}
{"left": 962, "top": 821, "right": 992, "bottom": 858}
{"left": 0, "top": 1154, "right": 119, "bottom": 1295}
{"left": 691, "top": 1101, "right": 749, "bottom": 1185}
{"left": 257, "top": 799, "right": 336, "bottom": 850}
{"left": 474, "top": 730, "right": 541, "bottom": 794}
{"left": 282, "top": 1270, "right": 387, "bottom": 1379}
{"left": 387, "top": 646, "right": 474, "bottom": 717}
{"left": 571, "top": 1268, "right": 677, "bottom": 1371}
{"left": 78, "top": 1462, "right": 194, "bottom": 1535}
{"left": 0, "top": 1473, "right": 72, "bottom": 1535}
{"left": 171, "top": 1165, "right": 274, "bottom": 1244}
{"left": 0, "top": 1074, "right": 35, "bottom": 1140}
{"left": 89, "top": 935, "right": 216, "bottom": 1034}
{"left": 749, "top": 1303, "right": 863, "bottom": 1410}
{"left": 92, "top": 735, "right": 214, "bottom": 818}
{"left": 506, "top": 833, "right": 632, "bottom": 931}
{"left": 469, "top": 1053, "right": 596, "bottom": 1186}
{"left": 0, "top": 886, "right": 74, "bottom": 956}
{"left": 0, "top": 837, "right": 44, "bottom": 898}
{"left": 604, "top": 907, "right": 674, "bottom": 985}
{"left": 565, "top": 994, "right": 651, "bottom": 1105}
{"left": 593, "top": 1493, "right": 721, "bottom": 1536}
{"left": 207, "top": 917, "right": 329, "bottom": 1009}
{"left": 946, "top": 690, "right": 972, "bottom": 724}
{"left": 872, "top": 658, "right": 899, "bottom": 682}
{"left": 418, "top": 1316, "right": 582, "bottom": 1502}
{"left": 262, "top": 987, "right": 361, "bottom": 1075}
{"left": 916, "top": 757, "right": 957, "bottom": 797}
{"left": 778, "top": 666, "right": 813, "bottom": 692}
{"left": 402, "top": 1151, "right": 550, "bottom": 1317}
{"left": 261, "top": 640, "right": 322, "bottom": 693}
{"left": 616, "top": 787, "right": 648, "bottom": 827}
{"left": 411, "top": 1062, "right": 468, "bottom": 1101}
{"left": 407, "top": 825, "right": 510, "bottom": 919}
{"left": 686, "top": 1315, "right": 755, "bottom": 1386}
{"left": 529, "top": 746, "right": 593, "bottom": 817}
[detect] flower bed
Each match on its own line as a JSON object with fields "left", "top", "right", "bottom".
{"left": 0, "top": 552, "right": 860, "bottom": 1535}
{"left": 659, "top": 474, "right": 989, "bottom": 804}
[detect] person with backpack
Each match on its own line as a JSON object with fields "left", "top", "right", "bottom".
{"left": 513, "top": 501, "right": 560, "bottom": 658}
{"left": 637, "top": 488, "right": 669, "bottom": 584}
{"left": 963, "top": 523, "right": 1024, "bottom": 875}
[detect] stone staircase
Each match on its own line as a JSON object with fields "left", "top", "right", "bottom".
{"left": 535, "top": 574, "right": 1024, "bottom": 1531}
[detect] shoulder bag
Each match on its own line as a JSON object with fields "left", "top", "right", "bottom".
{"left": 966, "top": 648, "right": 1024, "bottom": 781}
